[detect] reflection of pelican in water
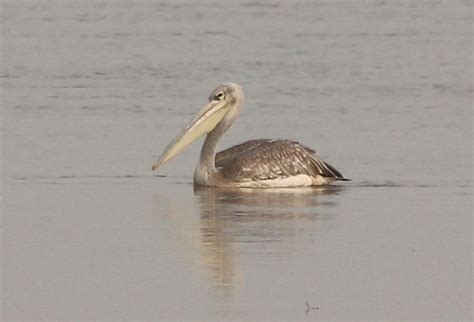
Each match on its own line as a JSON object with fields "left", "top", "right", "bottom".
{"left": 193, "top": 186, "right": 343, "bottom": 295}
{"left": 195, "top": 185, "right": 343, "bottom": 219}
{"left": 152, "top": 83, "right": 349, "bottom": 188}
{"left": 152, "top": 186, "right": 344, "bottom": 297}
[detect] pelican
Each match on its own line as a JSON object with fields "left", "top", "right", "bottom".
{"left": 152, "top": 83, "right": 349, "bottom": 188}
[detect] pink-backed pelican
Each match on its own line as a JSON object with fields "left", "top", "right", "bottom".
{"left": 152, "top": 83, "right": 349, "bottom": 188}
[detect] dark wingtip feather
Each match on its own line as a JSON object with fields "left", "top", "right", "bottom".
{"left": 321, "top": 161, "right": 345, "bottom": 178}
{"left": 333, "top": 177, "right": 351, "bottom": 181}
{"left": 320, "top": 161, "right": 351, "bottom": 181}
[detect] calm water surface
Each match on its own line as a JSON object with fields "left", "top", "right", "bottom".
{"left": 2, "top": 0, "right": 472, "bottom": 320}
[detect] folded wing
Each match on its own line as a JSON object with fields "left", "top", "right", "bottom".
{"left": 218, "top": 139, "right": 348, "bottom": 182}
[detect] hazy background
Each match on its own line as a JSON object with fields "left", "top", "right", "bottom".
{"left": 2, "top": 0, "right": 472, "bottom": 320}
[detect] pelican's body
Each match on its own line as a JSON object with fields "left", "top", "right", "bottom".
{"left": 152, "top": 83, "right": 349, "bottom": 188}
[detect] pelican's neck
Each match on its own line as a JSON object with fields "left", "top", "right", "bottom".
{"left": 197, "top": 101, "right": 242, "bottom": 173}
{"left": 199, "top": 127, "right": 222, "bottom": 171}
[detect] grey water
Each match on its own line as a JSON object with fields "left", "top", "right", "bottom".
{"left": 1, "top": 0, "right": 472, "bottom": 320}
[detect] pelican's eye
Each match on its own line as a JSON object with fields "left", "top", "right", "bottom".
{"left": 213, "top": 91, "right": 225, "bottom": 101}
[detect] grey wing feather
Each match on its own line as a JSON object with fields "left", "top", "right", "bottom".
{"left": 215, "top": 139, "right": 272, "bottom": 168}
{"left": 220, "top": 140, "right": 348, "bottom": 182}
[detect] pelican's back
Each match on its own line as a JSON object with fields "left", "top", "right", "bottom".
{"left": 216, "top": 139, "right": 349, "bottom": 186}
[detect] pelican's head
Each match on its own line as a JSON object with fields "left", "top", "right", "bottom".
{"left": 152, "top": 83, "right": 244, "bottom": 171}
{"left": 207, "top": 82, "right": 244, "bottom": 108}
